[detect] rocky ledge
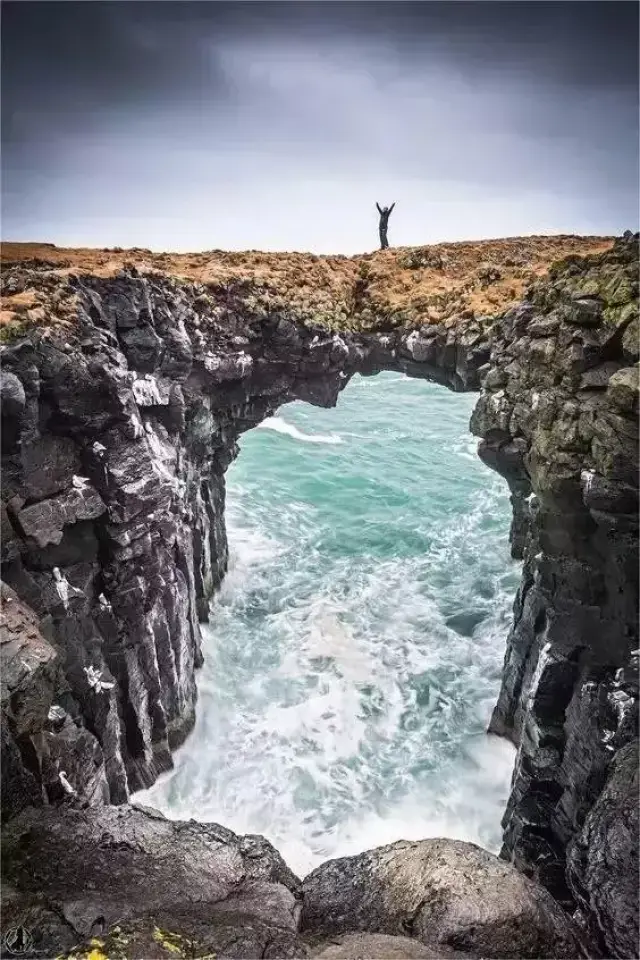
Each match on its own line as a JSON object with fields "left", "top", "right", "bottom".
{"left": 1, "top": 804, "right": 588, "bottom": 959}
{"left": 0, "top": 233, "right": 638, "bottom": 958}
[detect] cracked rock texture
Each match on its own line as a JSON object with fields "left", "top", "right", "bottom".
{"left": 0, "top": 233, "right": 638, "bottom": 958}
{"left": 566, "top": 739, "right": 639, "bottom": 959}
{"left": 470, "top": 238, "right": 639, "bottom": 941}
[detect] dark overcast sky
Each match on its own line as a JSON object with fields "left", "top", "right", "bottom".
{"left": 2, "top": 1, "right": 638, "bottom": 253}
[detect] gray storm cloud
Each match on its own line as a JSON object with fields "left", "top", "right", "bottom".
{"left": 2, "top": 2, "right": 638, "bottom": 253}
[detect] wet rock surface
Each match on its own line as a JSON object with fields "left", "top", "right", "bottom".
{"left": 310, "top": 932, "right": 468, "bottom": 958}
{"left": 1, "top": 804, "right": 304, "bottom": 958}
{"left": 1, "top": 809, "right": 580, "bottom": 960}
{"left": 470, "top": 237, "right": 639, "bottom": 943}
{"left": 1, "top": 234, "right": 638, "bottom": 957}
{"left": 567, "top": 738, "right": 639, "bottom": 959}
{"left": 301, "top": 838, "right": 588, "bottom": 959}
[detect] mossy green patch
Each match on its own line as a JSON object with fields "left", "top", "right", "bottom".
{"left": 151, "top": 925, "right": 217, "bottom": 958}
{"left": 571, "top": 278, "right": 601, "bottom": 298}
{"left": 602, "top": 300, "right": 639, "bottom": 330}
{"left": 603, "top": 272, "right": 636, "bottom": 307}
{"left": 85, "top": 947, "right": 109, "bottom": 960}
{"left": 153, "top": 926, "right": 187, "bottom": 956}
{"left": 0, "top": 319, "right": 32, "bottom": 343}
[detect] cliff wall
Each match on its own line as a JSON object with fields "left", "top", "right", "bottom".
{"left": 1, "top": 233, "right": 637, "bottom": 956}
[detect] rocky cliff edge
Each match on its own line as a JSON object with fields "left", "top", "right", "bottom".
{"left": 0, "top": 233, "right": 637, "bottom": 958}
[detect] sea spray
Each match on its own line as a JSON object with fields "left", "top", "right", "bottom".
{"left": 257, "top": 416, "right": 344, "bottom": 445}
{"left": 136, "top": 373, "right": 519, "bottom": 876}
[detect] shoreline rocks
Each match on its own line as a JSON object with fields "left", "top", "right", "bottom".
{"left": 0, "top": 809, "right": 590, "bottom": 959}
{"left": 301, "top": 838, "right": 588, "bottom": 959}
{"left": 1, "top": 234, "right": 637, "bottom": 957}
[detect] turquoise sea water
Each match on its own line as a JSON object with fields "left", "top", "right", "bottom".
{"left": 137, "top": 372, "right": 520, "bottom": 875}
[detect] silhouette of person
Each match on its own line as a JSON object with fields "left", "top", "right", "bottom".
{"left": 376, "top": 202, "right": 395, "bottom": 249}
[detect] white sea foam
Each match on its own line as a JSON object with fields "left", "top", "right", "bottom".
{"left": 257, "top": 416, "right": 343, "bottom": 445}
{"left": 136, "top": 374, "right": 519, "bottom": 878}
{"left": 139, "top": 525, "right": 516, "bottom": 875}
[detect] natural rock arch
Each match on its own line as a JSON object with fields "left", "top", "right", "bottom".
{"left": 1, "top": 235, "right": 637, "bottom": 955}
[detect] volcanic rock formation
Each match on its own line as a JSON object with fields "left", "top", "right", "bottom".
{"left": 0, "top": 233, "right": 637, "bottom": 958}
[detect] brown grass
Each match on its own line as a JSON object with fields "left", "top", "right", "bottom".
{"left": 1, "top": 235, "right": 614, "bottom": 337}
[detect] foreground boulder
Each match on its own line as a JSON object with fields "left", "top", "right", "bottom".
{"left": 57, "top": 909, "right": 309, "bottom": 959}
{"left": 55, "top": 925, "right": 462, "bottom": 960}
{"left": 311, "top": 933, "right": 467, "bottom": 958}
{"left": 2, "top": 806, "right": 591, "bottom": 960}
{"left": 1, "top": 804, "right": 304, "bottom": 958}
{"left": 301, "top": 838, "right": 588, "bottom": 959}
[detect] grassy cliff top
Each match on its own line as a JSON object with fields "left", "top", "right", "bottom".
{"left": 1, "top": 235, "right": 614, "bottom": 340}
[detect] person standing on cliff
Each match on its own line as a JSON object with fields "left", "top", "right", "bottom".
{"left": 376, "top": 202, "right": 395, "bottom": 249}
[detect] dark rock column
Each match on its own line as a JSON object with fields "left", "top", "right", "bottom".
{"left": 469, "top": 236, "right": 639, "bottom": 951}
{"left": 566, "top": 738, "right": 639, "bottom": 959}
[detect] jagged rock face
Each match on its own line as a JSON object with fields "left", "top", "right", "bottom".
{"left": 0, "top": 235, "right": 638, "bottom": 956}
{"left": 301, "top": 838, "right": 587, "bottom": 959}
{"left": 1, "top": 582, "right": 112, "bottom": 818}
{"left": 566, "top": 739, "right": 639, "bottom": 959}
{"left": 1, "top": 582, "right": 57, "bottom": 815}
{"left": 0, "top": 263, "right": 488, "bottom": 814}
{"left": 470, "top": 237, "right": 639, "bottom": 929}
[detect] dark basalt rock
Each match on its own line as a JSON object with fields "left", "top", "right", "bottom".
{"left": 0, "top": 582, "right": 111, "bottom": 818}
{"left": 301, "top": 838, "right": 588, "bottom": 959}
{"left": 567, "top": 739, "right": 639, "bottom": 960}
{"left": 0, "top": 235, "right": 637, "bottom": 957}
{"left": 473, "top": 239, "right": 639, "bottom": 953}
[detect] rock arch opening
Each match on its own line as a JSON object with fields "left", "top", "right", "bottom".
{"left": 136, "top": 371, "right": 520, "bottom": 875}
